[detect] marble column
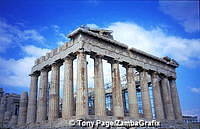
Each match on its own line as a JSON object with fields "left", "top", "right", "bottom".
{"left": 0, "top": 96, "right": 6, "bottom": 124}
{"left": 111, "top": 60, "right": 124, "bottom": 117}
{"left": 26, "top": 73, "right": 39, "bottom": 124}
{"left": 37, "top": 68, "right": 48, "bottom": 122}
{"left": 126, "top": 66, "right": 139, "bottom": 118}
{"left": 4, "top": 111, "right": 12, "bottom": 121}
{"left": 9, "top": 115, "right": 17, "bottom": 127}
{"left": 62, "top": 56, "right": 74, "bottom": 119}
{"left": 5, "top": 97, "right": 13, "bottom": 121}
{"left": 161, "top": 76, "right": 175, "bottom": 120}
{"left": 151, "top": 72, "right": 165, "bottom": 120}
{"left": 49, "top": 63, "right": 61, "bottom": 121}
{"left": 170, "top": 78, "right": 182, "bottom": 120}
{"left": 76, "top": 50, "right": 88, "bottom": 116}
{"left": 140, "top": 70, "right": 152, "bottom": 119}
{"left": 94, "top": 55, "right": 106, "bottom": 116}
{"left": 18, "top": 92, "right": 28, "bottom": 126}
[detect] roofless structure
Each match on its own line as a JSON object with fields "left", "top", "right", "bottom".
{"left": 1, "top": 27, "right": 190, "bottom": 129}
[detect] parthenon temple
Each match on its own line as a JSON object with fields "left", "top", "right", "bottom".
{"left": 0, "top": 27, "right": 188, "bottom": 129}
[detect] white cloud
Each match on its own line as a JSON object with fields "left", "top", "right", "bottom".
{"left": 23, "top": 30, "right": 45, "bottom": 43}
{"left": 159, "top": 0, "right": 200, "bottom": 33}
{"left": 191, "top": 88, "right": 200, "bottom": 94}
{"left": 86, "top": 24, "right": 99, "bottom": 28}
{"left": 0, "top": 19, "right": 46, "bottom": 52}
{"left": 22, "top": 45, "right": 50, "bottom": 57}
{"left": 51, "top": 24, "right": 69, "bottom": 43}
{"left": 51, "top": 25, "right": 60, "bottom": 32}
{"left": 106, "top": 22, "right": 200, "bottom": 67}
{"left": 56, "top": 41, "right": 65, "bottom": 46}
{"left": 1, "top": 21, "right": 199, "bottom": 89}
{"left": 0, "top": 45, "right": 50, "bottom": 87}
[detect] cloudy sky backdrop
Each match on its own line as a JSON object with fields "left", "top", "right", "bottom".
{"left": 0, "top": 0, "right": 199, "bottom": 118}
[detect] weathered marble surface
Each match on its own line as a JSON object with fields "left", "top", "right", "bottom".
{"left": 32, "top": 27, "right": 178, "bottom": 79}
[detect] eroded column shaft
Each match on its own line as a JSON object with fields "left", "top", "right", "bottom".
{"left": 4, "top": 97, "right": 13, "bottom": 121}
{"left": 111, "top": 61, "right": 124, "bottom": 117}
{"left": 9, "top": 115, "right": 17, "bottom": 127}
{"left": 126, "top": 67, "right": 139, "bottom": 118}
{"left": 0, "top": 96, "right": 6, "bottom": 124}
{"left": 76, "top": 50, "right": 88, "bottom": 116}
{"left": 18, "top": 92, "right": 28, "bottom": 126}
{"left": 27, "top": 74, "right": 38, "bottom": 123}
{"left": 161, "top": 77, "right": 175, "bottom": 120}
{"left": 170, "top": 79, "right": 182, "bottom": 120}
{"left": 151, "top": 72, "right": 165, "bottom": 120}
{"left": 49, "top": 63, "right": 60, "bottom": 120}
{"left": 140, "top": 70, "right": 152, "bottom": 119}
{"left": 37, "top": 69, "right": 48, "bottom": 122}
{"left": 62, "top": 57, "right": 74, "bottom": 119}
{"left": 94, "top": 56, "right": 106, "bottom": 116}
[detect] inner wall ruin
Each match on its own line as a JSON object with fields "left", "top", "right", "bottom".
{"left": 0, "top": 27, "right": 188, "bottom": 129}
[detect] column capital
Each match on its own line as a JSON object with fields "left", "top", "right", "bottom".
{"left": 64, "top": 55, "right": 76, "bottom": 61}
{"left": 122, "top": 63, "right": 135, "bottom": 68}
{"left": 76, "top": 49, "right": 87, "bottom": 55}
{"left": 136, "top": 66, "right": 148, "bottom": 73}
{"left": 40, "top": 66, "right": 51, "bottom": 72}
{"left": 51, "top": 62, "right": 62, "bottom": 68}
{"left": 159, "top": 73, "right": 169, "bottom": 79}
{"left": 90, "top": 53, "right": 104, "bottom": 59}
{"left": 107, "top": 58, "right": 120, "bottom": 64}
{"left": 150, "top": 71, "right": 159, "bottom": 77}
{"left": 168, "top": 76, "right": 177, "bottom": 80}
{"left": 29, "top": 71, "right": 40, "bottom": 77}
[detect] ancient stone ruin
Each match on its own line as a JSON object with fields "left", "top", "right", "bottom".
{"left": 0, "top": 88, "right": 20, "bottom": 128}
{"left": 0, "top": 27, "right": 197, "bottom": 129}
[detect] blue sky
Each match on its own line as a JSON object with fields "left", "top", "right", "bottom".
{"left": 0, "top": 0, "right": 200, "bottom": 118}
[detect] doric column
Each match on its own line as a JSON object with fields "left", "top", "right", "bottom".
{"left": 4, "top": 111, "right": 12, "bottom": 121}
{"left": 48, "top": 62, "right": 61, "bottom": 121}
{"left": 37, "top": 68, "right": 49, "bottom": 122}
{"left": 170, "top": 78, "right": 182, "bottom": 120}
{"left": 26, "top": 73, "right": 39, "bottom": 124}
{"left": 4, "top": 97, "right": 13, "bottom": 121}
{"left": 161, "top": 76, "right": 175, "bottom": 120}
{"left": 18, "top": 92, "right": 28, "bottom": 126}
{"left": 0, "top": 96, "right": 6, "bottom": 124}
{"left": 9, "top": 115, "right": 17, "bottom": 127}
{"left": 76, "top": 50, "right": 88, "bottom": 116}
{"left": 151, "top": 72, "right": 165, "bottom": 120}
{"left": 126, "top": 66, "right": 139, "bottom": 118}
{"left": 140, "top": 69, "right": 152, "bottom": 119}
{"left": 94, "top": 55, "right": 106, "bottom": 116}
{"left": 111, "top": 60, "right": 124, "bottom": 117}
{"left": 62, "top": 56, "right": 74, "bottom": 119}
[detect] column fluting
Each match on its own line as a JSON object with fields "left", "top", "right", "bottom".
{"left": 126, "top": 66, "right": 139, "bottom": 118}
{"left": 111, "top": 60, "right": 124, "bottom": 117}
{"left": 48, "top": 62, "right": 61, "bottom": 120}
{"left": 62, "top": 56, "right": 74, "bottom": 119}
{"left": 26, "top": 73, "right": 39, "bottom": 124}
{"left": 18, "top": 92, "right": 28, "bottom": 126}
{"left": 151, "top": 72, "right": 165, "bottom": 120}
{"left": 94, "top": 55, "right": 106, "bottom": 116}
{"left": 76, "top": 50, "right": 88, "bottom": 116}
{"left": 161, "top": 76, "right": 175, "bottom": 120}
{"left": 140, "top": 69, "right": 152, "bottom": 119}
{"left": 170, "top": 78, "right": 182, "bottom": 120}
{"left": 37, "top": 68, "right": 49, "bottom": 122}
